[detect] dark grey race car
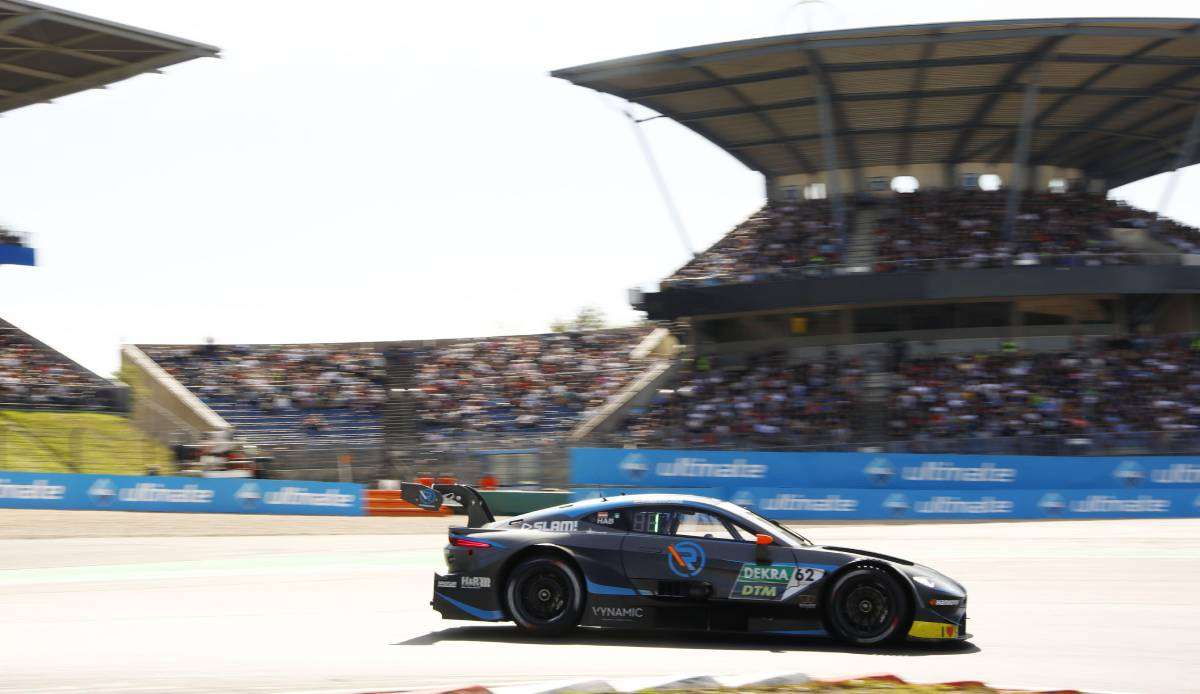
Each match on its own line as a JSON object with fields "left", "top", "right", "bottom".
{"left": 402, "top": 483, "right": 969, "bottom": 646}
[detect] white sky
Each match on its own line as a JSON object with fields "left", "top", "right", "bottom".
{"left": 1, "top": 0, "right": 1198, "bottom": 376}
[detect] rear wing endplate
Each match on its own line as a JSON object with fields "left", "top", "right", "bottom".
{"left": 399, "top": 482, "right": 495, "bottom": 528}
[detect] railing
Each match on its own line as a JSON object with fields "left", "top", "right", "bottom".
{"left": 584, "top": 430, "right": 1200, "bottom": 457}
{"left": 660, "top": 251, "right": 1192, "bottom": 290}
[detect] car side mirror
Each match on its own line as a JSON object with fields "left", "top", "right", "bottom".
{"left": 755, "top": 533, "right": 773, "bottom": 563}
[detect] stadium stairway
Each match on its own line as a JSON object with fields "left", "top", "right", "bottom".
{"left": 568, "top": 328, "right": 680, "bottom": 442}
{"left": 845, "top": 207, "right": 882, "bottom": 271}
{"left": 857, "top": 368, "right": 893, "bottom": 444}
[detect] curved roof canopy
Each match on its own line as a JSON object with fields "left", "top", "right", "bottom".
{"left": 553, "top": 18, "right": 1200, "bottom": 187}
{"left": 0, "top": 0, "right": 217, "bottom": 115}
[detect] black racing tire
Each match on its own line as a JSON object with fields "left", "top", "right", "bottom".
{"left": 825, "top": 566, "right": 911, "bottom": 646}
{"left": 504, "top": 556, "right": 584, "bottom": 636}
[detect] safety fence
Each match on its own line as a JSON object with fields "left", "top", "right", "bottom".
{"left": 570, "top": 447, "right": 1200, "bottom": 520}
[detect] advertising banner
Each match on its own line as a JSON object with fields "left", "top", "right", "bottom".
{"left": 0, "top": 472, "right": 364, "bottom": 516}
{"left": 569, "top": 448, "right": 1200, "bottom": 520}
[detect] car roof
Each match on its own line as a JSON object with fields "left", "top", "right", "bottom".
{"left": 537, "top": 493, "right": 734, "bottom": 518}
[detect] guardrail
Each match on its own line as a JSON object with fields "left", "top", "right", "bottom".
{"left": 570, "top": 447, "right": 1200, "bottom": 520}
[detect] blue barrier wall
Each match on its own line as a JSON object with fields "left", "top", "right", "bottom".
{"left": 0, "top": 472, "right": 364, "bottom": 516}
{"left": 0, "top": 244, "right": 35, "bottom": 267}
{"left": 570, "top": 448, "right": 1200, "bottom": 520}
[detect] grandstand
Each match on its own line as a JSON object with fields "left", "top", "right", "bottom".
{"left": 0, "top": 2, "right": 215, "bottom": 474}
{"left": 128, "top": 327, "right": 671, "bottom": 483}
{"left": 548, "top": 18, "right": 1200, "bottom": 459}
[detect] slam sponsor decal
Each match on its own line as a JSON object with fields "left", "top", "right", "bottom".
{"left": 520, "top": 520, "right": 579, "bottom": 532}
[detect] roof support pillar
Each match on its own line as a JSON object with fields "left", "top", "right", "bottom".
{"left": 1003, "top": 69, "right": 1041, "bottom": 241}
{"left": 813, "top": 80, "right": 847, "bottom": 242}
{"left": 1151, "top": 104, "right": 1200, "bottom": 235}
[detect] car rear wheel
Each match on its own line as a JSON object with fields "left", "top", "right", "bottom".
{"left": 826, "top": 566, "right": 910, "bottom": 646}
{"left": 505, "top": 556, "right": 584, "bottom": 635}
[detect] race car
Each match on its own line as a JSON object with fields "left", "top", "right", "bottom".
{"left": 402, "top": 483, "right": 969, "bottom": 646}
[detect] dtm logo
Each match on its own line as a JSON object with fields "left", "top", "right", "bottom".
{"left": 235, "top": 483, "right": 262, "bottom": 509}
{"left": 1113, "top": 461, "right": 1145, "bottom": 487}
{"left": 864, "top": 458, "right": 895, "bottom": 485}
{"left": 88, "top": 478, "right": 117, "bottom": 506}
{"left": 1038, "top": 493, "right": 1067, "bottom": 515}
{"left": 619, "top": 453, "right": 649, "bottom": 481}
{"left": 418, "top": 487, "right": 439, "bottom": 507}
{"left": 730, "top": 490, "right": 756, "bottom": 508}
{"left": 666, "top": 540, "right": 706, "bottom": 578}
{"left": 883, "top": 493, "right": 910, "bottom": 515}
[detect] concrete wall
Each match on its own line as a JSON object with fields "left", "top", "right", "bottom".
{"left": 120, "top": 345, "right": 230, "bottom": 446}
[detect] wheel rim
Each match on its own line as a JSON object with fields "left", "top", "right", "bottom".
{"left": 517, "top": 569, "right": 569, "bottom": 623}
{"left": 836, "top": 580, "right": 895, "bottom": 640}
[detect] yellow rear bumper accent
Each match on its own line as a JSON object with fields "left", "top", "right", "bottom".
{"left": 908, "top": 620, "right": 959, "bottom": 639}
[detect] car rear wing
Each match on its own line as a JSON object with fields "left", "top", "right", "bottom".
{"left": 399, "top": 482, "right": 495, "bottom": 528}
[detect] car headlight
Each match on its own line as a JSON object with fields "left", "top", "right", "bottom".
{"left": 912, "top": 575, "right": 937, "bottom": 588}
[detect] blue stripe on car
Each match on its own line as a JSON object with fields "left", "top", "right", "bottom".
{"left": 765, "top": 628, "right": 828, "bottom": 636}
{"left": 436, "top": 592, "right": 504, "bottom": 621}
{"left": 586, "top": 579, "right": 638, "bottom": 596}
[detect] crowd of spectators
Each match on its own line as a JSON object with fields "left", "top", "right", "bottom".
{"left": 0, "top": 225, "right": 25, "bottom": 246}
{"left": 413, "top": 327, "right": 652, "bottom": 443}
{"left": 0, "top": 324, "right": 113, "bottom": 409}
{"left": 657, "top": 190, "right": 1200, "bottom": 290}
{"left": 873, "top": 191, "right": 1129, "bottom": 272}
{"left": 142, "top": 328, "right": 655, "bottom": 447}
{"left": 143, "top": 343, "right": 387, "bottom": 412}
{"left": 620, "top": 351, "right": 863, "bottom": 449}
{"left": 662, "top": 202, "right": 841, "bottom": 288}
{"left": 887, "top": 336, "right": 1200, "bottom": 448}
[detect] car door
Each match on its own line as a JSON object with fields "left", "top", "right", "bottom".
{"left": 620, "top": 505, "right": 797, "bottom": 602}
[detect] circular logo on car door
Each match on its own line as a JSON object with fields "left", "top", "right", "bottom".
{"left": 666, "top": 540, "right": 706, "bottom": 578}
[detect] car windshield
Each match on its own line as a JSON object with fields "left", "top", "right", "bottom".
{"left": 717, "top": 501, "right": 813, "bottom": 546}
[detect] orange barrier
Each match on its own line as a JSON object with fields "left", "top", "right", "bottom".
{"left": 364, "top": 489, "right": 452, "bottom": 517}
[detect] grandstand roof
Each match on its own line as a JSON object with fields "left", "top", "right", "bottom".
{"left": 0, "top": 0, "right": 217, "bottom": 115}
{"left": 552, "top": 18, "right": 1200, "bottom": 187}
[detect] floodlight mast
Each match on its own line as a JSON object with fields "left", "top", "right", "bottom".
{"left": 625, "top": 110, "right": 696, "bottom": 258}
{"left": 1151, "top": 105, "right": 1200, "bottom": 236}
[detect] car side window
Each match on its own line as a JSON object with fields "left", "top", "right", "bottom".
{"left": 674, "top": 510, "right": 739, "bottom": 541}
{"left": 630, "top": 509, "right": 674, "bottom": 535}
{"left": 580, "top": 508, "right": 630, "bottom": 532}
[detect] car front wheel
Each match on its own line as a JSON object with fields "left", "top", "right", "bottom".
{"left": 826, "top": 566, "right": 910, "bottom": 645}
{"left": 505, "top": 556, "right": 584, "bottom": 636}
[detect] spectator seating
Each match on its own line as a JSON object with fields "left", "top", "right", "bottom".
{"left": 0, "top": 318, "right": 117, "bottom": 411}
{"left": 619, "top": 351, "right": 864, "bottom": 449}
{"left": 140, "top": 343, "right": 387, "bottom": 449}
{"left": 660, "top": 191, "right": 1192, "bottom": 289}
{"left": 141, "top": 327, "right": 655, "bottom": 450}
{"left": 662, "top": 201, "right": 840, "bottom": 288}
{"left": 887, "top": 336, "right": 1200, "bottom": 449}
{"left": 874, "top": 190, "right": 1128, "bottom": 272}
{"left": 411, "top": 328, "right": 653, "bottom": 445}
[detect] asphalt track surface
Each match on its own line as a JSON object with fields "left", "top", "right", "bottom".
{"left": 1, "top": 511, "right": 1198, "bottom": 693}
